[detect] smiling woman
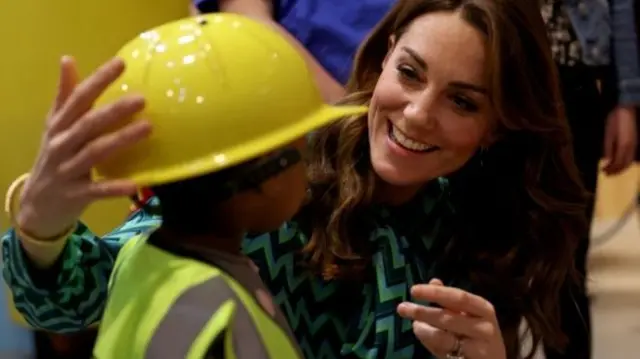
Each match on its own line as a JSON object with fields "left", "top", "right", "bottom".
{"left": 368, "top": 12, "right": 492, "bottom": 189}
{"left": 305, "top": 0, "right": 588, "bottom": 356}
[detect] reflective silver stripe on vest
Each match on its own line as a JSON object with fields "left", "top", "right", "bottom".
{"left": 145, "top": 276, "right": 270, "bottom": 359}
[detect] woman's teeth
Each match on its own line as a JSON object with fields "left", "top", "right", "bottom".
{"left": 390, "top": 125, "right": 436, "bottom": 152}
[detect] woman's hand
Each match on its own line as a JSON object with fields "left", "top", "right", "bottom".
{"left": 17, "top": 56, "right": 151, "bottom": 239}
{"left": 397, "top": 279, "right": 506, "bottom": 359}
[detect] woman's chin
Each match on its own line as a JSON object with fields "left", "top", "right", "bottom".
{"left": 371, "top": 160, "right": 416, "bottom": 186}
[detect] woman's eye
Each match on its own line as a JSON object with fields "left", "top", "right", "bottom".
{"left": 451, "top": 95, "right": 479, "bottom": 112}
{"left": 396, "top": 65, "right": 419, "bottom": 81}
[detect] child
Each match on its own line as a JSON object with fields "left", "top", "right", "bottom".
{"left": 91, "top": 13, "right": 366, "bottom": 359}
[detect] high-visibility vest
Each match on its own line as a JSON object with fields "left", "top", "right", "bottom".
{"left": 93, "top": 235, "right": 302, "bottom": 359}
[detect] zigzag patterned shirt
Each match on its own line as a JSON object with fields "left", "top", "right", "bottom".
{"left": 2, "top": 178, "right": 455, "bottom": 359}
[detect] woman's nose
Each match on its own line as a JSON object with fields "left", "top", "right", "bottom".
{"left": 403, "top": 92, "right": 438, "bottom": 127}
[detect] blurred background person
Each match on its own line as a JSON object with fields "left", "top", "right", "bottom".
{"left": 540, "top": 1, "right": 638, "bottom": 358}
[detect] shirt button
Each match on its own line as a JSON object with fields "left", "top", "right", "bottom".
{"left": 590, "top": 46, "right": 601, "bottom": 58}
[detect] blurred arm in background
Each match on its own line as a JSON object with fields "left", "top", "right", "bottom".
{"left": 604, "top": 0, "right": 638, "bottom": 174}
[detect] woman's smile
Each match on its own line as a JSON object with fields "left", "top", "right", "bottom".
{"left": 386, "top": 120, "right": 440, "bottom": 154}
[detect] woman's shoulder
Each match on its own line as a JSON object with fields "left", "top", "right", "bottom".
{"left": 242, "top": 219, "right": 308, "bottom": 262}
{"left": 241, "top": 219, "right": 316, "bottom": 296}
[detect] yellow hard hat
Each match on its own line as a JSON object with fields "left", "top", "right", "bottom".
{"left": 94, "top": 13, "right": 367, "bottom": 187}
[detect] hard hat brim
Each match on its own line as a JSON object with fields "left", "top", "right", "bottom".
{"left": 117, "top": 104, "right": 368, "bottom": 187}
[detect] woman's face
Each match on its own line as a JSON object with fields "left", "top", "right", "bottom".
{"left": 368, "top": 11, "right": 493, "bottom": 187}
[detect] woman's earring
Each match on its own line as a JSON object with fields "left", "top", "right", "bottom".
{"left": 479, "top": 147, "right": 487, "bottom": 168}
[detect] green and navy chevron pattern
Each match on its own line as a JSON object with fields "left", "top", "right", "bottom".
{"left": 2, "top": 180, "right": 453, "bottom": 359}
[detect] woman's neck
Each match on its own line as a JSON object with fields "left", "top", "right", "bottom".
{"left": 373, "top": 180, "right": 423, "bottom": 206}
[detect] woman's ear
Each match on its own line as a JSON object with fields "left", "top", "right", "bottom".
{"left": 382, "top": 35, "right": 397, "bottom": 69}
{"left": 481, "top": 131, "right": 501, "bottom": 148}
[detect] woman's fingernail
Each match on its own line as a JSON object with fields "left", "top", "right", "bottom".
{"left": 398, "top": 302, "right": 416, "bottom": 312}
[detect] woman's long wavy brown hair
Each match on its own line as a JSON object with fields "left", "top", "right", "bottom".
{"left": 300, "top": 0, "right": 588, "bottom": 357}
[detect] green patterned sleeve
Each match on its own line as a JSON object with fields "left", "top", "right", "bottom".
{"left": 1, "top": 199, "right": 162, "bottom": 333}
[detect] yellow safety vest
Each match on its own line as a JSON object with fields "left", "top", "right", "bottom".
{"left": 93, "top": 234, "right": 302, "bottom": 359}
